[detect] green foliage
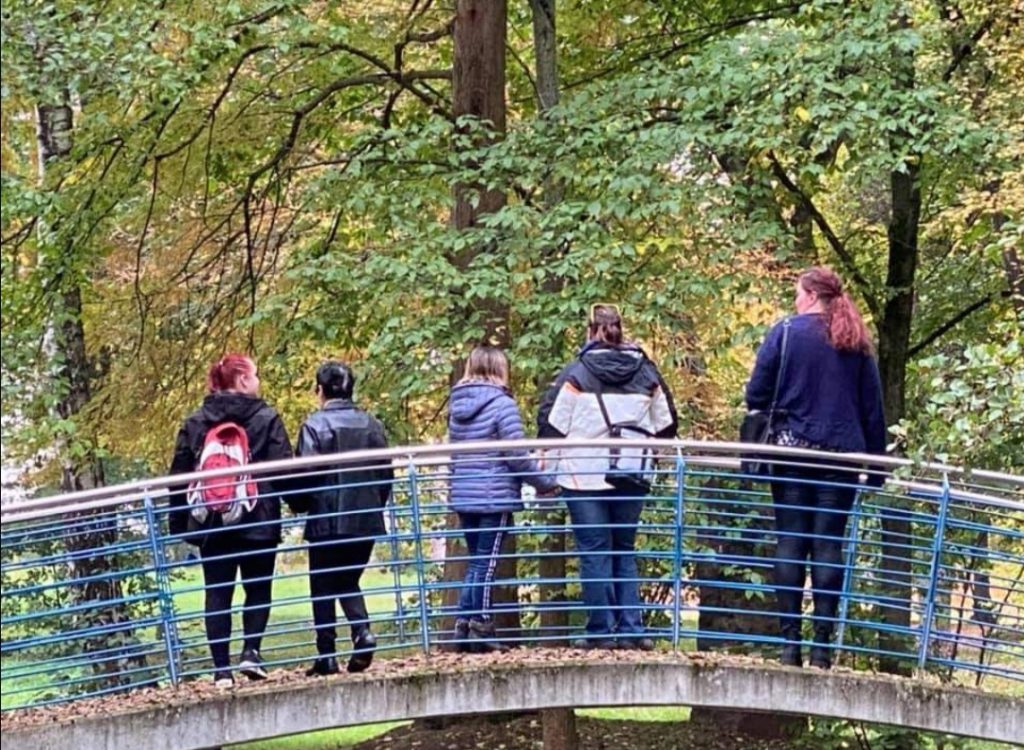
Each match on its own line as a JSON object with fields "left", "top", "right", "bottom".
{"left": 897, "top": 313, "right": 1024, "bottom": 472}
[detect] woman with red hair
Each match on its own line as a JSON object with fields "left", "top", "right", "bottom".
{"left": 746, "top": 268, "right": 886, "bottom": 670}
{"left": 169, "top": 354, "right": 293, "bottom": 687}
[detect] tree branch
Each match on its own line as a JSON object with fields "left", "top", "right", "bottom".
{"left": 766, "top": 151, "right": 880, "bottom": 317}
{"left": 908, "top": 290, "right": 1007, "bottom": 358}
{"left": 943, "top": 15, "right": 996, "bottom": 82}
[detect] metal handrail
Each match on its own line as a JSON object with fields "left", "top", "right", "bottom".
{"left": 3, "top": 439, "right": 1021, "bottom": 522}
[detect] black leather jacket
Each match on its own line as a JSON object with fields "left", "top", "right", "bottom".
{"left": 287, "top": 399, "right": 393, "bottom": 540}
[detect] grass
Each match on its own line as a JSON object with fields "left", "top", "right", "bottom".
{"left": 170, "top": 560, "right": 419, "bottom": 676}
{"left": 229, "top": 723, "right": 407, "bottom": 749}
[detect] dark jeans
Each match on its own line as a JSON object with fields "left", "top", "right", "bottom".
{"left": 309, "top": 536, "right": 376, "bottom": 655}
{"left": 564, "top": 489, "right": 645, "bottom": 636}
{"left": 200, "top": 536, "right": 277, "bottom": 669}
{"left": 457, "top": 512, "right": 511, "bottom": 622}
{"left": 771, "top": 469, "right": 856, "bottom": 640}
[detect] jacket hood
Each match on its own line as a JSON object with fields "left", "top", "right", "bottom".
{"left": 450, "top": 383, "right": 507, "bottom": 423}
{"left": 580, "top": 344, "right": 647, "bottom": 386}
{"left": 200, "top": 392, "right": 268, "bottom": 423}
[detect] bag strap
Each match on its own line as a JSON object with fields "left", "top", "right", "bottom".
{"left": 766, "top": 318, "right": 792, "bottom": 432}
{"left": 592, "top": 380, "right": 614, "bottom": 432}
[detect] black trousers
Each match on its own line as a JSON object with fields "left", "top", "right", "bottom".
{"left": 770, "top": 469, "right": 856, "bottom": 639}
{"left": 309, "top": 536, "right": 375, "bottom": 655}
{"left": 200, "top": 536, "right": 277, "bottom": 669}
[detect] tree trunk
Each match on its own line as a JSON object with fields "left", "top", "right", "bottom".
{"left": 37, "top": 89, "right": 140, "bottom": 689}
{"left": 542, "top": 707, "right": 578, "bottom": 750}
{"left": 874, "top": 18, "right": 921, "bottom": 673}
{"left": 529, "top": 0, "right": 570, "bottom": 647}
{"left": 441, "top": 0, "right": 517, "bottom": 642}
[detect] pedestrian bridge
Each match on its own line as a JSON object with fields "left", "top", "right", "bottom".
{"left": 4, "top": 653, "right": 1022, "bottom": 748}
{"left": 1, "top": 440, "right": 1022, "bottom": 747}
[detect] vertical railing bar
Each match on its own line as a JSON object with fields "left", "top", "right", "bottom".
{"left": 918, "top": 472, "right": 952, "bottom": 671}
{"left": 835, "top": 486, "right": 864, "bottom": 658}
{"left": 387, "top": 499, "right": 408, "bottom": 646}
{"left": 407, "top": 456, "right": 431, "bottom": 654}
{"left": 672, "top": 450, "right": 687, "bottom": 650}
{"left": 143, "top": 493, "right": 180, "bottom": 686}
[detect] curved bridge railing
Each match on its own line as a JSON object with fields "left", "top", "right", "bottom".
{"left": 1, "top": 440, "right": 1021, "bottom": 717}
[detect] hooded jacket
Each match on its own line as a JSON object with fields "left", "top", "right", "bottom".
{"left": 448, "top": 382, "right": 557, "bottom": 514}
{"left": 168, "top": 392, "right": 293, "bottom": 546}
{"left": 287, "top": 399, "right": 394, "bottom": 540}
{"left": 537, "top": 343, "right": 678, "bottom": 491}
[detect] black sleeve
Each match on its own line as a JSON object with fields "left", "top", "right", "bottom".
{"left": 536, "top": 363, "right": 573, "bottom": 438}
{"left": 266, "top": 412, "right": 294, "bottom": 462}
{"left": 261, "top": 411, "right": 294, "bottom": 500}
{"left": 284, "top": 421, "right": 319, "bottom": 514}
{"left": 649, "top": 361, "right": 679, "bottom": 439}
{"left": 167, "top": 423, "right": 196, "bottom": 537}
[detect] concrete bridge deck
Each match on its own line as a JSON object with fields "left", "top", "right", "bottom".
{"left": 3, "top": 651, "right": 1021, "bottom": 749}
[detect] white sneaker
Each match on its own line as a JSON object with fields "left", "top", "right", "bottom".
{"left": 239, "top": 649, "right": 268, "bottom": 680}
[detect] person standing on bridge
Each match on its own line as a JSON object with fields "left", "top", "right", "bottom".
{"left": 169, "top": 353, "right": 293, "bottom": 687}
{"left": 287, "top": 361, "right": 394, "bottom": 676}
{"left": 448, "top": 345, "right": 559, "bottom": 652}
{"left": 538, "top": 305, "right": 678, "bottom": 650}
{"left": 746, "top": 267, "right": 886, "bottom": 669}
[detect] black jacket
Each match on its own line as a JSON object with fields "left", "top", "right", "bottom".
{"left": 168, "top": 392, "right": 293, "bottom": 546}
{"left": 287, "top": 400, "right": 394, "bottom": 540}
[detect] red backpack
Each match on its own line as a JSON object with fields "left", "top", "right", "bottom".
{"left": 186, "top": 422, "right": 259, "bottom": 525}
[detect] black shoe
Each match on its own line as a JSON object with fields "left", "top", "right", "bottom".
{"left": 347, "top": 630, "right": 377, "bottom": 673}
{"left": 810, "top": 628, "right": 833, "bottom": 669}
{"left": 618, "top": 636, "right": 655, "bottom": 651}
{"left": 780, "top": 644, "right": 803, "bottom": 667}
{"left": 453, "top": 618, "right": 472, "bottom": 653}
{"left": 213, "top": 670, "right": 234, "bottom": 688}
{"left": 809, "top": 645, "right": 832, "bottom": 670}
{"left": 306, "top": 656, "right": 340, "bottom": 677}
{"left": 469, "top": 619, "right": 509, "bottom": 654}
{"left": 571, "top": 637, "right": 617, "bottom": 651}
{"left": 238, "top": 648, "right": 268, "bottom": 680}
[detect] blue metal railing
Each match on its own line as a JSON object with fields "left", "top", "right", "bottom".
{"left": 1, "top": 440, "right": 1021, "bottom": 711}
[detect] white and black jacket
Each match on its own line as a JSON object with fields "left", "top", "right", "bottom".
{"left": 537, "top": 343, "right": 678, "bottom": 491}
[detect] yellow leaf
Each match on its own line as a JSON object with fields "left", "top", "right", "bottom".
{"left": 794, "top": 106, "right": 811, "bottom": 123}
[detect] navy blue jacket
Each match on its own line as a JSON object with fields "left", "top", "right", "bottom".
{"left": 287, "top": 400, "right": 394, "bottom": 540}
{"left": 746, "top": 313, "right": 886, "bottom": 455}
{"left": 448, "top": 383, "right": 557, "bottom": 514}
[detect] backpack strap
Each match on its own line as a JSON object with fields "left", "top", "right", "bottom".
{"left": 592, "top": 379, "right": 615, "bottom": 433}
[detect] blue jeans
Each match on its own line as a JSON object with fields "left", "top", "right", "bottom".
{"left": 564, "top": 489, "right": 645, "bottom": 636}
{"left": 457, "top": 511, "right": 511, "bottom": 622}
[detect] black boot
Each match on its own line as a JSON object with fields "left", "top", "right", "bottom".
{"left": 347, "top": 630, "right": 377, "bottom": 673}
{"left": 780, "top": 623, "right": 803, "bottom": 667}
{"left": 306, "top": 656, "right": 339, "bottom": 677}
{"left": 809, "top": 627, "right": 832, "bottom": 670}
{"left": 453, "top": 618, "right": 472, "bottom": 653}
{"left": 468, "top": 618, "right": 509, "bottom": 654}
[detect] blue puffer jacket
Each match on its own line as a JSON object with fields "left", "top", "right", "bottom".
{"left": 448, "top": 382, "right": 557, "bottom": 514}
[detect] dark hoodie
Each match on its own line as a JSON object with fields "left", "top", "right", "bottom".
{"left": 448, "top": 382, "right": 556, "bottom": 514}
{"left": 168, "top": 392, "right": 293, "bottom": 546}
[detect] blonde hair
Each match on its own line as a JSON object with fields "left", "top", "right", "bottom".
{"left": 459, "top": 345, "right": 510, "bottom": 386}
